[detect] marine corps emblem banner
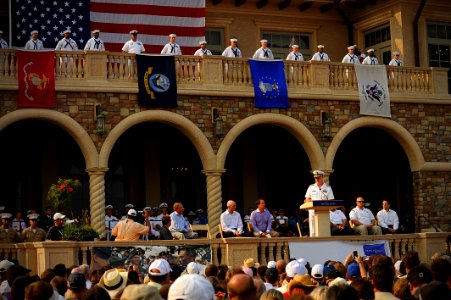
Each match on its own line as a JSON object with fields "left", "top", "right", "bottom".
{"left": 249, "top": 60, "right": 289, "bottom": 108}
{"left": 137, "top": 54, "right": 177, "bottom": 108}
{"left": 17, "top": 50, "right": 56, "bottom": 108}
{"left": 354, "top": 64, "right": 391, "bottom": 118}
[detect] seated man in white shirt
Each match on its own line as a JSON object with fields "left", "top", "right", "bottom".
{"left": 349, "top": 197, "right": 382, "bottom": 235}
{"left": 330, "top": 207, "right": 354, "bottom": 236}
{"left": 219, "top": 200, "right": 251, "bottom": 238}
{"left": 169, "top": 202, "right": 198, "bottom": 240}
{"left": 376, "top": 199, "right": 400, "bottom": 234}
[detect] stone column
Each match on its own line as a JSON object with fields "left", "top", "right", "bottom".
{"left": 203, "top": 170, "right": 225, "bottom": 238}
{"left": 86, "top": 167, "right": 109, "bottom": 239}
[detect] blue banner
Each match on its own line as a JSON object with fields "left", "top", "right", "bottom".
{"left": 363, "top": 243, "right": 387, "bottom": 256}
{"left": 249, "top": 60, "right": 289, "bottom": 108}
{"left": 137, "top": 55, "right": 177, "bottom": 108}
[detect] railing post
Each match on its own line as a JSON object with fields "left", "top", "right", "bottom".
{"left": 430, "top": 67, "right": 449, "bottom": 94}
{"left": 201, "top": 56, "right": 225, "bottom": 86}
{"left": 309, "top": 61, "right": 330, "bottom": 89}
{"left": 84, "top": 51, "right": 109, "bottom": 80}
{"left": 86, "top": 167, "right": 109, "bottom": 239}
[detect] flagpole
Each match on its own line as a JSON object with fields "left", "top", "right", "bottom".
{"left": 8, "top": 0, "right": 12, "bottom": 47}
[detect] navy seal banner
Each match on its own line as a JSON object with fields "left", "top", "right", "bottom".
{"left": 136, "top": 54, "right": 177, "bottom": 107}
{"left": 354, "top": 64, "right": 391, "bottom": 117}
{"left": 249, "top": 59, "right": 289, "bottom": 108}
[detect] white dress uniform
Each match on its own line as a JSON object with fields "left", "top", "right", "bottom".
{"left": 362, "top": 56, "right": 379, "bottom": 65}
{"left": 222, "top": 46, "right": 242, "bottom": 58}
{"left": 0, "top": 39, "right": 8, "bottom": 49}
{"left": 286, "top": 52, "right": 304, "bottom": 61}
{"left": 84, "top": 38, "right": 105, "bottom": 51}
{"left": 305, "top": 183, "right": 334, "bottom": 236}
{"left": 389, "top": 59, "right": 403, "bottom": 66}
{"left": 376, "top": 209, "right": 399, "bottom": 230}
{"left": 55, "top": 38, "right": 78, "bottom": 51}
{"left": 194, "top": 48, "right": 212, "bottom": 56}
{"left": 311, "top": 52, "right": 330, "bottom": 61}
{"left": 161, "top": 43, "right": 182, "bottom": 55}
{"left": 349, "top": 207, "right": 375, "bottom": 225}
{"left": 122, "top": 40, "right": 145, "bottom": 54}
{"left": 341, "top": 54, "right": 360, "bottom": 64}
{"left": 253, "top": 47, "right": 274, "bottom": 59}
{"left": 104, "top": 215, "right": 118, "bottom": 240}
{"left": 24, "top": 39, "right": 44, "bottom": 50}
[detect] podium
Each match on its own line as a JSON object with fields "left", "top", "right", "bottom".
{"left": 299, "top": 200, "right": 345, "bottom": 237}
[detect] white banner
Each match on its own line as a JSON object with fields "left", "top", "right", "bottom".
{"left": 288, "top": 240, "right": 391, "bottom": 266}
{"left": 355, "top": 64, "right": 391, "bottom": 118}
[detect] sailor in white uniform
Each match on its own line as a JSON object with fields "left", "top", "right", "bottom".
{"left": 84, "top": 29, "right": 105, "bottom": 51}
{"left": 286, "top": 45, "right": 304, "bottom": 61}
{"left": 222, "top": 38, "right": 242, "bottom": 58}
{"left": 0, "top": 31, "right": 9, "bottom": 49}
{"left": 161, "top": 34, "right": 182, "bottom": 55}
{"left": 341, "top": 45, "right": 360, "bottom": 64}
{"left": 55, "top": 30, "right": 78, "bottom": 51}
{"left": 311, "top": 45, "right": 330, "bottom": 61}
{"left": 253, "top": 39, "right": 274, "bottom": 59}
{"left": 362, "top": 49, "right": 379, "bottom": 65}
{"left": 122, "top": 30, "right": 145, "bottom": 54}
{"left": 389, "top": 51, "right": 403, "bottom": 66}
{"left": 194, "top": 41, "right": 212, "bottom": 56}
{"left": 24, "top": 30, "right": 44, "bottom": 50}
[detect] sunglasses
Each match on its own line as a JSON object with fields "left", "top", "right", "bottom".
{"left": 357, "top": 201, "right": 365, "bottom": 203}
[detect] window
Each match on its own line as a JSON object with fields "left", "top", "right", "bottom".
{"left": 427, "top": 22, "right": 451, "bottom": 93}
{"left": 261, "top": 31, "right": 312, "bottom": 60}
{"left": 205, "top": 28, "right": 225, "bottom": 55}
{"left": 363, "top": 24, "right": 391, "bottom": 64}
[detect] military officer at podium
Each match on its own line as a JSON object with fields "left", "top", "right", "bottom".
{"left": 304, "top": 170, "right": 335, "bottom": 237}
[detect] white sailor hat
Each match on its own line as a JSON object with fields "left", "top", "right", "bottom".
{"left": 360, "top": 53, "right": 366, "bottom": 58}
{"left": 129, "top": 30, "right": 138, "bottom": 34}
{"left": 394, "top": 51, "right": 400, "bottom": 56}
{"left": 92, "top": 29, "right": 100, "bottom": 34}
{"left": 199, "top": 40, "right": 207, "bottom": 45}
{"left": 27, "top": 213, "right": 40, "bottom": 220}
{"left": 105, "top": 205, "right": 113, "bottom": 210}
{"left": 230, "top": 38, "right": 238, "bottom": 42}
{"left": 291, "top": 44, "right": 299, "bottom": 49}
{"left": 30, "top": 30, "right": 38, "bottom": 35}
{"left": 124, "top": 203, "right": 134, "bottom": 209}
{"left": 169, "top": 33, "right": 176, "bottom": 38}
{"left": 63, "top": 30, "right": 71, "bottom": 34}
{"left": 317, "top": 45, "right": 325, "bottom": 48}
{"left": 196, "top": 209, "right": 204, "bottom": 214}
{"left": 347, "top": 45, "right": 355, "bottom": 50}
{"left": 260, "top": 39, "right": 268, "bottom": 43}
{"left": 159, "top": 203, "right": 168, "bottom": 208}
{"left": 366, "top": 48, "right": 375, "bottom": 53}
{"left": 312, "top": 170, "right": 325, "bottom": 178}
{"left": 1, "top": 213, "right": 12, "bottom": 219}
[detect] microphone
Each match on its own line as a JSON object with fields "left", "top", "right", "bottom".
{"left": 418, "top": 215, "right": 442, "bottom": 232}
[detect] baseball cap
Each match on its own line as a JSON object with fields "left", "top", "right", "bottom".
{"left": 53, "top": 212, "right": 65, "bottom": 220}
{"left": 311, "top": 264, "right": 324, "bottom": 279}
{"left": 347, "top": 263, "right": 360, "bottom": 278}
{"left": 68, "top": 272, "right": 86, "bottom": 291}
{"left": 120, "top": 284, "right": 162, "bottom": 300}
{"left": 297, "top": 258, "right": 307, "bottom": 266}
{"left": 267, "top": 260, "right": 276, "bottom": 268}
{"left": 148, "top": 259, "right": 171, "bottom": 276}
{"left": 127, "top": 209, "right": 137, "bottom": 217}
{"left": 168, "top": 274, "right": 215, "bottom": 300}
{"left": 286, "top": 260, "right": 307, "bottom": 278}
{"left": 0, "top": 260, "right": 14, "bottom": 272}
{"left": 186, "top": 262, "right": 199, "bottom": 274}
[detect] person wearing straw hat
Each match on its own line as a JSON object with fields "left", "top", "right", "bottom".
{"left": 0, "top": 31, "right": 8, "bottom": 49}
{"left": 55, "top": 30, "right": 78, "bottom": 51}
{"left": 389, "top": 51, "right": 404, "bottom": 66}
{"left": 253, "top": 39, "right": 274, "bottom": 60}
{"left": 311, "top": 45, "right": 330, "bottom": 61}
{"left": 286, "top": 45, "right": 304, "bottom": 61}
{"left": 194, "top": 41, "right": 212, "bottom": 56}
{"left": 122, "top": 30, "right": 145, "bottom": 54}
{"left": 98, "top": 268, "right": 128, "bottom": 299}
{"left": 84, "top": 29, "right": 105, "bottom": 51}
{"left": 222, "top": 38, "right": 242, "bottom": 58}
{"left": 161, "top": 34, "right": 182, "bottom": 55}
{"left": 0, "top": 213, "right": 21, "bottom": 243}
{"left": 24, "top": 30, "right": 44, "bottom": 50}
{"left": 21, "top": 213, "right": 46, "bottom": 242}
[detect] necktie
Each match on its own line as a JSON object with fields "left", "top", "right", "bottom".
{"left": 232, "top": 48, "right": 238, "bottom": 57}
{"left": 94, "top": 39, "right": 100, "bottom": 49}
{"left": 397, "top": 60, "right": 400, "bottom": 66}
{"left": 319, "top": 54, "right": 324, "bottom": 61}
{"left": 295, "top": 54, "right": 298, "bottom": 61}
{"left": 371, "top": 58, "right": 375, "bottom": 64}
{"left": 64, "top": 40, "right": 73, "bottom": 49}
{"left": 33, "top": 41, "right": 37, "bottom": 50}
{"left": 263, "top": 49, "right": 268, "bottom": 58}
{"left": 202, "top": 50, "right": 207, "bottom": 55}
{"left": 170, "top": 44, "right": 175, "bottom": 53}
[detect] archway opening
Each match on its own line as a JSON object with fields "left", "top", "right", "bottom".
{"left": 106, "top": 122, "right": 205, "bottom": 215}
{"left": 0, "top": 120, "right": 88, "bottom": 214}
{"left": 332, "top": 127, "right": 414, "bottom": 232}
{"left": 223, "top": 124, "right": 311, "bottom": 216}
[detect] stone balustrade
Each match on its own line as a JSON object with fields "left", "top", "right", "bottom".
{"left": 1, "top": 49, "right": 449, "bottom": 99}
{"left": 1, "top": 232, "right": 448, "bottom": 275}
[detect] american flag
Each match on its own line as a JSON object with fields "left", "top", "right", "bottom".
{"left": 12, "top": 0, "right": 205, "bottom": 54}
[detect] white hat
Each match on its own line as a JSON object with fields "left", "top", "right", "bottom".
{"left": 125, "top": 204, "right": 134, "bottom": 209}
{"left": 27, "top": 213, "right": 40, "bottom": 220}
{"left": 169, "top": 33, "right": 176, "bottom": 38}
{"left": 30, "top": 30, "right": 38, "bottom": 35}
{"left": 53, "top": 213, "right": 65, "bottom": 220}
{"left": 1, "top": 213, "right": 12, "bottom": 219}
{"left": 186, "top": 262, "right": 200, "bottom": 274}
{"left": 360, "top": 53, "right": 366, "bottom": 58}
{"left": 199, "top": 40, "right": 207, "bottom": 45}
{"left": 366, "top": 48, "right": 375, "bottom": 53}
{"left": 291, "top": 44, "right": 299, "bottom": 49}
{"left": 0, "top": 260, "right": 14, "bottom": 272}
{"left": 168, "top": 274, "right": 215, "bottom": 300}
{"left": 286, "top": 260, "right": 307, "bottom": 278}
{"left": 267, "top": 261, "right": 276, "bottom": 268}
{"left": 92, "top": 29, "right": 100, "bottom": 33}
{"left": 312, "top": 170, "right": 325, "bottom": 178}
{"left": 260, "top": 39, "right": 268, "bottom": 43}
{"left": 105, "top": 205, "right": 113, "bottom": 210}
{"left": 159, "top": 203, "right": 168, "bottom": 208}
{"left": 230, "top": 38, "right": 238, "bottom": 42}
{"left": 63, "top": 30, "right": 71, "bottom": 34}
{"left": 394, "top": 51, "right": 400, "bottom": 56}
{"left": 394, "top": 260, "right": 402, "bottom": 272}
{"left": 347, "top": 45, "right": 355, "bottom": 50}
{"left": 98, "top": 269, "right": 128, "bottom": 299}
{"left": 129, "top": 30, "right": 138, "bottom": 34}
{"left": 297, "top": 258, "right": 307, "bottom": 266}
{"left": 127, "top": 209, "right": 137, "bottom": 217}
{"left": 317, "top": 45, "right": 325, "bottom": 48}
{"left": 311, "top": 264, "right": 324, "bottom": 279}
{"left": 328, "top": 277, "right": 348, "bottom": 287}
{"left": 120, "top": 285, "right": 162, "bottom": 300}
{"left": 148, "top": 259, "right": 172, "bottom": 276}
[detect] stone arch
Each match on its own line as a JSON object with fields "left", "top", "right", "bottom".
{"left": 217, "top": 113, "right": 325, "bottom": 170}
{"left": 326, "top": 116, "right": 425, "bottom": 172}
{"left": 99, "top": 110, "right": 216, "bottom": 170}
{"left": 0, "top": 109, "right": 98, "bottom": 169}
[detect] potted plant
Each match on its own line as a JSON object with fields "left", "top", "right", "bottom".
{"left": 47, "top": 178, "right": 81, "bottom": 212}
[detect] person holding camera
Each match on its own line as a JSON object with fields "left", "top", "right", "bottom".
{"left": 111, "top": 209, "right": 151, "bottom": 241}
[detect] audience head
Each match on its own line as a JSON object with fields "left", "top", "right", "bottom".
{"left": 205, "top": 264, "right": 218, "bottom": 277}
{"left": 260, "top": 289, "right": 284, "bottom": 300}
{"left": 403, "top": 251, "right": 420, "bottom": 271}
{"left": 168, "top": 274, "right": 215, "bottom": 300}
{"left": 371, "top": 263, "right": 395, "bottom": 292}
{"left": 51, "top": 276, "right": 68, "bottom": 296}
{"left": 350, "top": 278, "right": 375, "bottom": 300}
{"left": 227, "top": 274, "right": 256, "bottom": 300}
{"left": 120, "top": 284, "right": 162, "bottom": 300}
{"left": 24, "top": 281, "right": 54, "bottom": 300}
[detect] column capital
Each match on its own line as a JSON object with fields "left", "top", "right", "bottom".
{"left": 202, "top": 169, "right": 226, "bottom": 176}
{"left": 85, "top": 167, "right": 109, "bottom": 175}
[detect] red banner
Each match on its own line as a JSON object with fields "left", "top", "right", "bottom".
{"left": 17, "top": 50, "right": 56, "bottom": 108}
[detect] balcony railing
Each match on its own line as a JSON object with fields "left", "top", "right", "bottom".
{"left": 0, "top": 49, "right": 449, "bottom": 98}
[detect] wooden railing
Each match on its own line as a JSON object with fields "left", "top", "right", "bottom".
{"left": 0, "top": 49, "right": 448, "bottom": 97}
